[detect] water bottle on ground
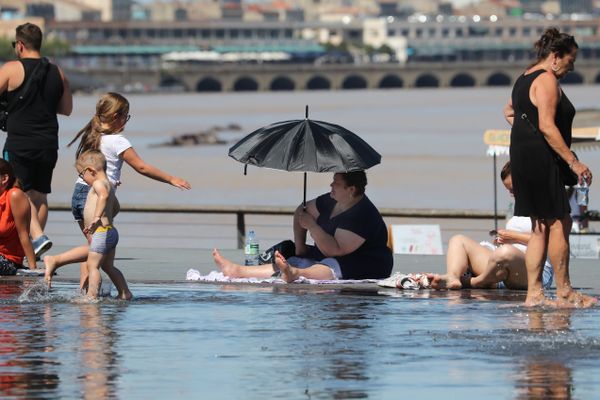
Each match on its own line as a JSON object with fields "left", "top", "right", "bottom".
{"left": 244, "top": 230, "right": 260, "bottom": 266}
{"left": 576, "top": 179, "right": 589, "bottom": 207}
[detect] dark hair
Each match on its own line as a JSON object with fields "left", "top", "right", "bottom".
{"left": 340, "top": 171, "right": 367, "bottom": 195}
{"left": 533, "top": 27, "right": 578, "bottom": 62}
{"left": 500, "top": 161, "right": 511, "bottom": 181}
{"left": 16, "top": 23, "right": 43, "bottom": 52}
{"left": 0, "top": 159, "right": 19, "bottom": 189}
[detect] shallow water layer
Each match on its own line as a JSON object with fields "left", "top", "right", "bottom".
{"left": 2, "top": 280, "right": 599, "bottom": 399}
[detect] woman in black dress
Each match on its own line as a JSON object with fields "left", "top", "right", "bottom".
{"left": 504, "top": 28, "right": 596, "bottom": 307}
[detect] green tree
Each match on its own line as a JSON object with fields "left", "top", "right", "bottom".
{"left": 0, "top": 36, "right": 70, "bottom": 61}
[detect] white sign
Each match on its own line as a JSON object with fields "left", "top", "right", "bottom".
{"left": 390, "top": 224, "right": 443, "bottom": 255}
{"left": 570, "top": 234, "right": 600, "bottom": 259}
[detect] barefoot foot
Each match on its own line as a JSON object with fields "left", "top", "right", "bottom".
{"left": 212, "top": 248, "right": 242, "bottom": 278}
{"left": 524, "top": 293, "right": 561, "bottom": 307}
{"left": 117, "top": 291, "right": 133, "bottom": 300}
{"left": 274, "top": 251, "right": 299, "bottom": 283}
{"left": 557, "top": 291, "right": 598, "bottom": 308}
{"left": 427, "top": 273, "right": 462, "bottom": 290}
{"left": 43, "top": 255, "right": 57, "bottom": 289}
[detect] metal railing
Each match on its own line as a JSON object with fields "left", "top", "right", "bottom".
{"left": 49, "top": 203, "right": 505, "bottom": 249}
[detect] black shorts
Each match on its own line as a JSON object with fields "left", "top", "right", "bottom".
{"left": 0, "top": 254, "right": 24, "bottom": 276}
{"left": 2, "top": 148, "right": 58, "bottom": 193}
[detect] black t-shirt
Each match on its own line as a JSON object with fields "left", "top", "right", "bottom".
{"left": 5, "top": 58, "right": 64, "bottom": 152}
{"left": 307, "top": 193, "right": 393, "bottom": 279}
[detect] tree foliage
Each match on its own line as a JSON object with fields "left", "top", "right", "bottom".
{"left": 0, "top": 36, "right": 70, "bottom": 61}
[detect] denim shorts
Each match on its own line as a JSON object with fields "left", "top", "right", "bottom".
{"left": 71, "top": 183, "right": 90, "bottom": 222}
{"left": 287, "top": 256, "right": 343, "bottom": 280}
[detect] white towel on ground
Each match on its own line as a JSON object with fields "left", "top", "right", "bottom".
{"left": 185, "top": 269, "right": 377, "bottom": 284}
{"left": 377, "top": 272, "right": 431, "bottom": 290}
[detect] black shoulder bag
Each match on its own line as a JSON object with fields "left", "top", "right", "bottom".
{"left": 520, "top": 112, "right": 578, "bottom": 187}
{"left": 0, "top": 57, "right": 50, "bottom": 132}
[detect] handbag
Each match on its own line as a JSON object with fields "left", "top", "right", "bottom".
{"left": 0, "top": 57, "right": 50, "bottom": 132}
{"left": 520, "top": 113, "right": 579, "bottom": 187}
{"left": 258, "top": 240, "right": 295, "bottom": 264}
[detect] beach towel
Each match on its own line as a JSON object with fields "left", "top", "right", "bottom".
{"left": 377, "top": 272, "right": 431, "bottom": 290}
{"left": 185, "top": 269, "right": 377, "bottom": 285}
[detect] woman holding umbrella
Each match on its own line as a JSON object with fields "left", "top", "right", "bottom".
{"left": 213, "top": 171, "right": 393, "bottom": 282}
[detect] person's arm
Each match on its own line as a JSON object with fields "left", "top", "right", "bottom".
{"left": 298, "top": 210, "right": 366, "bottom": 257}
{"left": 503, "top": 98, "right": 514, "bottom": 127}
{"left": 496, "top": 229, "right": 530, "bottom": 246}
{"left": 84, "top": 181, "right": 108, "bottom": 234}
{"left": 122, "top": 147, "right": 191, "bottom": 189}
{"left": 9, "top": 189, "right": 37, "bottom": 269}
{"left": 293, "top": 200, "right": 318, "bottom": 256}
{"left": 533, "top": 72, "right": 592, "bottom": 183}
{"left": 56, "top": 66, "right": 72, "bottom": 116}
{"left": 0, "top": 61, "right": 22, "bottom": 94}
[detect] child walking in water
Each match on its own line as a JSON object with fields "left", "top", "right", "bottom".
{"left": 46, "top": 92, "right": 191, "bottom": 290}
{"left": 45, "top": 151, "right": 130, "bottom": 300}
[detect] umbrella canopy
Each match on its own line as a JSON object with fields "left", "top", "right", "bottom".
{"left": 229, "top": 108, "right": 381, "bottom": 205}
{"left": 229, "top": 119, "right": 381, "bottom": 173}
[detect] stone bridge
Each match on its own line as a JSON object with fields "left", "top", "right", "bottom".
{"left": 70, "top": 61, "right": 600, "bottom": 92}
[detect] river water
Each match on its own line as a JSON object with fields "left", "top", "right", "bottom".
{"left": 44, "top": 84, "right": 600, "bottom": 211}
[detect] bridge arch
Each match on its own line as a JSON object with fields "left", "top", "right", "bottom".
{"left": 450, "top": 73, "right": 476, "bottom": 87}
{"left": 233, "top": 76, "right": 259, "bottom": 91}
{"left": 561, "top": 72, "right": 584, "bottom": 85}
{"left": 414, "top": 74, "right": 439, "bottom": 88}
{"left": 306, "top": 75, "right": 331, "bottom": 90}
{"left": 378, "top": 74, "right": 403, "bottom": 89}
{"left": 270, "top": 76, "right": 295, "bottom": 91}
{"left": 486, "top": 72, "right": 511, "bottom": 86}
{"left": 196, "top": 77, "right": 222, "bottom": 92}
{"left": 160, "top": 76, "right": 188, "bottom": 91}
{"left": 342, "top": 75, "right": 368, "bottom": 90}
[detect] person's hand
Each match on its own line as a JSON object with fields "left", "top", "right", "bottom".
{"left": 571, "top": 160, "right": 593, "bottom": 186}
{"left": 84, "top": 217, "right": 102, "bottom": 235}
{"left": 495, "top": 229, "right": 514, "bottom": 245}
{"left": 171, "top": 176, "right": 191, "bottom": 190}
{"left": 298, "top": 209, "right": 316, "bottom": 230}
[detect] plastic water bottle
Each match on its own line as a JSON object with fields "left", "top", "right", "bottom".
{"left": 244, "top": 230, "right": 260, "bottom": 266}
{"left": 576, "top": 180, "right": 589, "bottom": 207}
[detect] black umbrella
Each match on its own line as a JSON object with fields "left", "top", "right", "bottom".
{"left": 229, "top": 106, "right": 381, "bottom": 206}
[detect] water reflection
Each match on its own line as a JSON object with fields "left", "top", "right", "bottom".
{"left": 0, "top": 281, "right": 59, "bottom": 397}
{"left": 78, "top": 304, "right": 120, "bottom": 399}
{"left": 515, "top": 309, "right": 574, "bottom": 400}
{"left": 0, "top": 281, "right": 125, "bottom": 399}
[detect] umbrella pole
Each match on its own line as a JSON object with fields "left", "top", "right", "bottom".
{"left": 493, "top": 153, "right": 498, "bottom": 231}
{"left": 303, "top": 172, "right": 307, "bottom": 209}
